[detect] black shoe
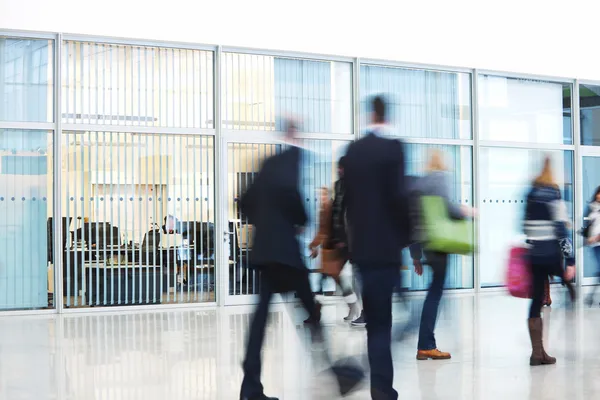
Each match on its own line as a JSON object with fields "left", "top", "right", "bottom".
{"left": 304, "top": 302, "right": 322, "bottom": 324}
{"left": 240, "top": 395, "right": 279, "bottom": 400}
{"left": 351, "top": 311, "right": 366, "bottom": 327}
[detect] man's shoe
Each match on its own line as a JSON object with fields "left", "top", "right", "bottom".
{"left": 303, "top": 302, "right": 322, "bottom": 324}
{"left": 350, "top": 311, "right": 366, "bottom": 327}
{"left": 240, "top": 395, "right": 279, "bottom": 400}
{"left": 416, "top": 349, "right": 452, "bottom": 360}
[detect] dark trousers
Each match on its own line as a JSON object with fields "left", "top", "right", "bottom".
{"left": 240, "top": 265, "right": 320, "bottom": 398}
{"left": 530, "top": 259, "right": 563, "bottom": 318}
{"left": 417, "top": 252, "right": 448, "bottom": 351}
{"left": 359, "top": 265, "right": 400, "bottom": 400}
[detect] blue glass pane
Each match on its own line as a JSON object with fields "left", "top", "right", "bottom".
{"left": 360, "top": 65, "right": 472, "bottom": 139}
{"left": 0, "top": 38, "right": 54, "bottom": 123}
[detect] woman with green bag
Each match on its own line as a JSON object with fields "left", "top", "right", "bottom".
{"left": 410, "top": 150, "right": 476, "bottom": 361}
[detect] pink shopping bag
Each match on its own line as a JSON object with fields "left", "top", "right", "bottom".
{"left": 506, "top": 246, "right": 532, "bottom": 299}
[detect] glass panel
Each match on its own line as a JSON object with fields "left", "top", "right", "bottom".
{"left": 478, "top": 76, "right": 572, "bottom": 144}
{"left": 221, "top": 53, "right": 352, "bottom": 133}
{"left": 0, "top": 129, "right": 53, "bottom": 310}
{"left": 402, "top": 144, "right": 474, "bottom": 290}
{"left": 579, "top": 84, "right": 600, "bottom": 146}
{"left": 227, "top": 143, "right": 281, "bottom": 296}
{"left": 479, "top": 148, "right": 574, "bottom": 287}
{"left": 582, "top": 156, "right": 600, "bottom": 278}
{"left": 62, "top": 42, "right": 214, "bottom": 128}
{"left": 0, "top": 38, "right": 54, "bottom": 123}
{"left": 61, "top": 132, "right": 215, "bottom": 307}
{"left": 226, "top": 140, "right": 350, "bottom": 296}
{"left": 360, "top": 65, "right": 472, "bottom": 139}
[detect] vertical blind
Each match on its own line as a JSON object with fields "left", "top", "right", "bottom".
{"left": 222, "top": 53, "right": 352, "bottom": 133}
{"left": 62, "top": 41, "right": 214, "bottom": 128}
{"left": 62, "top": 132, "right": 215, "bottom": 307}
{"left": 360, "top": 65, "right": 471, "bottom": 139}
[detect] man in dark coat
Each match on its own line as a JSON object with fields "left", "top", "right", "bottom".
{"left": 343, "top": 95, "right": 411, "bottom": 400}
{"left": 239, "top": 121, "right": 365, "bottom": 400}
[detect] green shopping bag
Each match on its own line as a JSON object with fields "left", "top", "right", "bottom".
{"left": 421, "top": 196, "right": 474, "bottom": 255}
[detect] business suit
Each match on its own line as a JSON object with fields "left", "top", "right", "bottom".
{"left": 344, "top": 131, "right": 410, "bottom": 400}
{"left": 239, "top": 145, "right": 319, "bottom": 400}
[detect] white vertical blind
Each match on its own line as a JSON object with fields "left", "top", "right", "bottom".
{"left": 62, "top": 41, "right": 214, "bottom": 129}
{"left": 62, "top": 132, "right": 215, "bottom": 307}
{"left": 360, "top": 65, "right": 471, "bottom": 139}
{"left": 221, "top": 53, "right": 352, "bottom": 133}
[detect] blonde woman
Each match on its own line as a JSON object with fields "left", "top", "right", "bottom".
{"left": 522, "top": 156, "right": 575, "bottom": 365}
{"left": 410, "top": 150, "right": 475, "bottom": 361}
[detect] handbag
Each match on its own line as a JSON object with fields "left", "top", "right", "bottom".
{"left": 421, "top": 196, "right": 474, "bottom": 255}
{"left": 320, "top": 247, "right": 346, "bottom": 278}
{"left": 506, "top": 246, "right": 531, "bottom": 299}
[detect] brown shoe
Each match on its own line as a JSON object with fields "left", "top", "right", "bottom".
{"left": 416, "top": 349, "right": 451, "bottom": 360}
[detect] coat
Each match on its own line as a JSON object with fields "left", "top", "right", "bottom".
{"left": 239, "top": 146, "right": 308, "bottom": 271}
{"left": 344, "top": 132, "right": 411, "bottom": 267}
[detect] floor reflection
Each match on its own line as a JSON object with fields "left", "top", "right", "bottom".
{"left": 0, "top": 292, "right": 595, "bottom": 399}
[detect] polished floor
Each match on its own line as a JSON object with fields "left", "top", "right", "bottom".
{"left": 0, "top": 290, "right": 598, "bottom": 399}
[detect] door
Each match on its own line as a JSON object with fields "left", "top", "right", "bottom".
{"left": 221, "top": 139, "right": 290, "bottom": 305}
{"left": 581, "top": 154, "right": 600, "bottom": 286}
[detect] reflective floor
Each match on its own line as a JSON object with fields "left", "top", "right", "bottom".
{"left": 0, "top": 290, "right": 598, "bottom": 399}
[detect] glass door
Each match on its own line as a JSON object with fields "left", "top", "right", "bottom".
{"left": 221, "top": 139, "right": 289, "bottom": 305}
{"left": 581, "top": 154, "right": 600, "bottom": 286}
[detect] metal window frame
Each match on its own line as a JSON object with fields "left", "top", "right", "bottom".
{"left": 0, "top": 27, "right": 595, "bottom": 314}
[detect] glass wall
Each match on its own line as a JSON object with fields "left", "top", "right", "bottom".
{"left": 361, "top": 64, "right": 474, "bottom": 290}
{"left": 478, "top": 76, "right": 572, "bottom": 144}
{"left": 62, "top": 41, "right": 213, "bottom": 128}
{"left": 0, "top": 35, "right": 54, "bottom": 311}
{"left": 221, "top": 52, "right": 353, "bottom": 299}
{"left": 479, "top": 149, "right": 574, "bottom": 287}
{"left": 360, "top": 65, "right": 472, "bottom": 139}
{"left": 60, "top": 41, "right": 215, "bottom": 308}
{"left": 221, "top": 53, "right": 352, "bottom": 133}
{"left": 2, "top": 31, "right": 596, "bottom": 311}
{"left": 0, "top": 38, "right": 54, "bottom": 122}
{"left": 60, "top": 132, "right": 214, "bottom": 307}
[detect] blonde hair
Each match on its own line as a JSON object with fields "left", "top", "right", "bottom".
{"left": 534, "top": 156, "right": 558, "bottom": 188}
{"left": 426, "top": 149, "right": 447, "bottom": 172}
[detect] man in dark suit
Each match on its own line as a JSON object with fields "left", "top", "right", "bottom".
{"left": 344, "top": 96, "right": 411, "bottom": 400}
{"left": 238, "top": 122, "right": 323, "bottom": 400}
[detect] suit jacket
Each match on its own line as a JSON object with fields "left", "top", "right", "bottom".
{"left": 240, "top": 146, "right": 308, "bottom": 271}
{"left": 344, "top": 132, "right": 411, "bottom": 267}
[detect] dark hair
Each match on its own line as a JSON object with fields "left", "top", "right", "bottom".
{"left": 338, "top": 156, "right": 346, "bottom": 169}
{"left": 592, "top": 186, "right": 600, "bottom": 203}
{"left": 372, "top": 95, "right": 386, "bottom": 123}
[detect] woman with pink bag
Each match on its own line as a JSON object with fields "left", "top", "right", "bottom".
{"left": 522, "top": 157, "right": 575, "bottom": 366}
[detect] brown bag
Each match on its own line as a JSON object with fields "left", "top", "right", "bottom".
{"left": 320, "top": 247, "right": 346, "bottom": 278}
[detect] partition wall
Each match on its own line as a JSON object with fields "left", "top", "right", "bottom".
{"left": 0, "top": 30, "right": 596, "bottom": 313}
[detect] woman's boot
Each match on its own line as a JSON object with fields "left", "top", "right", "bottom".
{"left": 528, "top": 318, "right": 556, "bottom": 366}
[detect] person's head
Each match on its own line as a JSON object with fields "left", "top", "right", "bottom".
{"left": 592, "top": 186, "right": 600, "bottom": 203}
{"left": 371, "top": 95, "right": 387, "bottom": 125}
{"left": 533, "top": 156, "right": 558, "bottom": 189}
{"left": 426, "top": 149, "right": 447, "bottom": 173}
{"left": 337, "top": 156, "right": 346, "bottom": 178}
{"left": 283, "top": 118, "right": 299, "bottom": 141}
